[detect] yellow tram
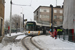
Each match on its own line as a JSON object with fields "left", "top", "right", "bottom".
{"left": 24, "top": 21, "right": 51, "bottom": 36}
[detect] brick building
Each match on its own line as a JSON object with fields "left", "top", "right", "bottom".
{"left": 34, "top": 6, "right": 63, "bottom": 26}
{"left": 0, "top": 0, "right": 5, "bottom": 42}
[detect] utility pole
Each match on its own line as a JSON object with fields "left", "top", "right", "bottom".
{"left": 56, "top": 0, "right": 57, "bottom": 6}
{"left": 20, "top": 17, "right": 21, "bottom": 32}
{"left": 23, "top": 14, "right": 24, "bottom": 29}
{"left": 9, "top": 0, "right": 12, "bottom": 36}
{"left": 50, "top": 5, "right": 53, "bottom": 33}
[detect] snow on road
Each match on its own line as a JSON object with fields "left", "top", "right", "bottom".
{"left": 0, "top": 42, "right": 26, "bottom": 50}
{"left": 6, "top": 32, "right": 26, "bottom": 40}
{"left": 32, "top": 35, "right": 75, "bottom": 50}
{"left": 0, "top": 32, "right": 27, "bottom": 50}
{"left": 6, "top": 32, "right": 25, "bottom": 36}
{"left": 1, "top": 32, "right": 75, "bottom": 50}
{"left": 23, "top": 37, "right": 39, "bottom": 50}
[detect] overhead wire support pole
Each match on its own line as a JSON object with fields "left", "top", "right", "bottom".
{"left": 50, "top": 5, "right": 53, "bottom": 33}
{"left": 56, "top": 0, "right": 57, "bottom": 6}
{"left": 23, "top": 14, "right": 24, "bottom": 29}
{"left": 9, "top": 0, "right": 12, "bottom": 36}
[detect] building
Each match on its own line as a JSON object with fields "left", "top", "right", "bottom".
{"left": 34, "top": 6, "right": 63, "bottom": 26}
{"left": 0, "top": 0, "right": 5, "bottom": 42}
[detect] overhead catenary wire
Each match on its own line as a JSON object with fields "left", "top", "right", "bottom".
{"left": 12, "top": 3, "right": 31, "bottom": 6}
{"left": 30, "top": 0, "right": 32, "bottom": 6}
{"left": 11, "top": 0, "right": 35, "bottom": 10}
{"left": 12, "top": 0, "right": 33, "bottom": 6}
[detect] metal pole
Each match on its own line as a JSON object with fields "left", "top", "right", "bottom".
{"left": 23, "top": 14, "right": 24, "bottom": 29}
{"left": 56, "top": 0, "right": 57, "bottom": 6}
{"left": 20, "top": 17, "right": 21, "bottom": 32}
{"left": 50, "top": 5, "right": 53, "bottom": 32}
{"left": 9, "top": 0, "right": 12, "bottom": 36}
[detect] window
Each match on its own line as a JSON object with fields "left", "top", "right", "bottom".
{"left": 40, "top": 9, "right": 42, "bottom": 12}
{"left": 40, "top": 15, "right": 49, "bottom": 18}
{"left": 40, "top": 15, "right": 41, "bottom": 18}
{"left": 44, "top": 10, "right": 46, "bottom": 12}
{"left": 54, "top": 10, "right": 57, "bottom": 13}
{"left": 60, "top": 16, "right": 62, "bottom": 19}
{"left": 40, "top": 9, "right": 49, "bottom": 12}
{"left": 44, "top": 15, "right": 49, "bottom": 18}
{"left": 46, "top": 9, "right": 49, "bottom": 12}
{"left": 37, "top": 11, "right": 38, "bottom": 15}
{"left": 60, "top": 10, "right": 63, "bottom": 13}
{"left": 54, "top": 21, "right": 56, "bottom": 25}
{"left": 34, "top": 13, "right": 36, "bottom": 16}
{"left": 54, "top": 15, "right": 57, "bottom": 19}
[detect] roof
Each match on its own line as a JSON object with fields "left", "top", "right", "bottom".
{"left": 34, "top": 6, "right": 63, "bottom": 13}
{"left": 34, "top": 6, "right": 50, "bottom": 13}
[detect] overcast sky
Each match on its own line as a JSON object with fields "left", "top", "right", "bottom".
{"left": 5, "top": 0, "right": 64, "bottom": 21}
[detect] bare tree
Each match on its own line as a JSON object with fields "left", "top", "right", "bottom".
{"left": 11, "top": 14, "right": 23, "bottom": 28}
{"left": 4, "top": 20, "right": 10, "bottom": 28}
{"left": 4, "top": 14, "right": 23, "bottom": 29}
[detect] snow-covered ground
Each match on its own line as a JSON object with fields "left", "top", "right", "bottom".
{"left": 1, "top": 32, "right": 75, "bottom": 50}
{"left": 6, "top": 32, "right": 25, "bottom": 37}
{"left": 0, "top": 41, "right": 26, "bottom": 50}
{"left": 32, "top": 35, "right": 75, "bottom": 50}
{"left": 0, "top": 32, "right": 26, "bottom": 50}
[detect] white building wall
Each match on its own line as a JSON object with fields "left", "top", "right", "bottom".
{"left": 63, "top": 0, "right": 75, "bottom": 29}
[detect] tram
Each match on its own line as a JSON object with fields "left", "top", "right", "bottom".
{"left": 24, "top": 21, "right": 51, "bottom": 36}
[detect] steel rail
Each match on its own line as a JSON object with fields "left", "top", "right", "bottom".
{"left": 22, "top": 36, "right": 29, "bottom": 50}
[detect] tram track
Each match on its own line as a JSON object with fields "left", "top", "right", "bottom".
{"left": 22, "top": 36, "right": 41, "bottom": 50}
{"left": 30, "top": 37, "right": 43, "bottom": 50}
{"left": 22, "top": 36, "right": 29, "bottom": 50}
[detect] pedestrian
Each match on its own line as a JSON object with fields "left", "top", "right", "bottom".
{"left": 49, "top": 29, "right": 53, "bottom": 37}
{"left": 54, "top": 29, "right": 57, "bottom": 39}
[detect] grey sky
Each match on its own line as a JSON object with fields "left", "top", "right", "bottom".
{"left": 5, "top": 0, "right": 64, "bottom": 21}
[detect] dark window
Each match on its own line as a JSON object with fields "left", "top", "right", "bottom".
{"left": 37, "top": 11, "right": 38, "bottom": 15}
{"left": 25, "top": 22, "right": 36, "bottom": 31}
{"left": 37, "top": 11, "right": 38, "bottom": 19}
{"left": 44, "top": 10, "right": 46, "bottom": 12}
{"left": 54, "top": 15, "right": 57, "bottom": 19}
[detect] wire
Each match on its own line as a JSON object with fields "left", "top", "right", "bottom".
{"left": 11, "top": 0, "right": 33, "bottom": 7}
{"left": 12, "top": 3, "right": 31, "bottom": 6}
{"left": 30, "top": 0, "right": 32, "bottom": 6}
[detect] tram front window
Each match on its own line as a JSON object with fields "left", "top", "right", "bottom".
{"left": 26, "top": 23, "right": 35, "bottom": 31}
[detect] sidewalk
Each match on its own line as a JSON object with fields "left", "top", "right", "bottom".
{"left": 32, "top": 35, "right": 75, "bottom": 50}
{"left": 57, "top": 35, "right": 68, "bottom": 41}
